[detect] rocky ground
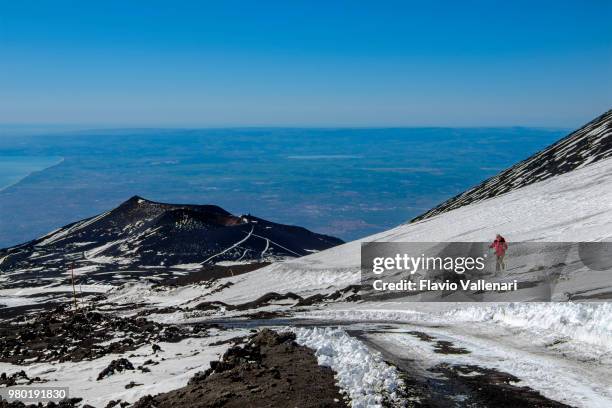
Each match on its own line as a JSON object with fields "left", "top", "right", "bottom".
{"left": 0, "top": 285, "right": 594, "bottom": 407}
{"left": 0, "top": 398, "right": 84, "bottom": 407}
{"left": 0, "top": 304, "right": 209, "bottom": 364}
{"left": 132, "top": 329, "right": 348, "bottom": 408}
{"left": 0, "top": 292, "right": 352, "bottom": 408}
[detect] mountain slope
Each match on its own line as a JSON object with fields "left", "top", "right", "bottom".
{"left": 201, "top": 109, "right": 612, "bottom": 304}
{"left": 0, "top": 196, "right": 343, "bottom": 286}
{"left": 412, "top": 109, "right": 612, "bottom": 222}
{"left": 88, "top": 153, "right": 612, "bottom": 408}
{"left": 205, "top": 149, "right": 612, "bottom": 305}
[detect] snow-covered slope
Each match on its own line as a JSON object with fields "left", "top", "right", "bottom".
{"left": 195, "top": 152, "right": 612, "bottom": 408}
{"left": 413, "top": 108, "right": 612, "bottom": 221}
{"left": 208, "top": 155, "right": 612, "bottom": 303}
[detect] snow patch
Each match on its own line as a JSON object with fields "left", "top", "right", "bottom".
{"left": 171, "top": 263, "right": 203, "bottom": 270}
{"left": 443, "top": 302, "right": 612, "bottom": 352}
{"left": 292, "top": 327, "right": 404, "bottom": 408}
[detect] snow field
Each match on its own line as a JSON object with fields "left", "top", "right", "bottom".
{"left": 304, "top": 301, "right": 612, "bottom": 356}
{"left": 443, "top": 302, "right": 612, "bottom": 352}
{"left": 0, "top": 328, "right": 248, "bottom": 407}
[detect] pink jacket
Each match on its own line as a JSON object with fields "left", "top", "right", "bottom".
{"left": 490, "top": 238, "right": 508, "bottom": 257}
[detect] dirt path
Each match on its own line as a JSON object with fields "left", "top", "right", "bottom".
{"left": 350, "top": 329, "right": 573, "bottom": 408}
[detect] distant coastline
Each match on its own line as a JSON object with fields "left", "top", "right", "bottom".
{"left": 0, "top": 156, "right": 64, "bottom": 193}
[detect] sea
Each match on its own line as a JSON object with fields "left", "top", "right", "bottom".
{"left": 0, "top": 127, "right": 566, "bottom": 248}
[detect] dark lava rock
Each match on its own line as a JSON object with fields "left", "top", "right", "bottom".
{"left": 132, "top": 329, "right": 348, "bottom": 408}
{"left": 97, "top": 358, "right": 135, "bottom": 381}
{"left": 125, "top": 381, "right": 143, "bottom": 389}
{"left": 0, "top": 398, "right": 83, "bottom": 408}
{"left": 0, "top": 305, "right": 195, "bottom": 364}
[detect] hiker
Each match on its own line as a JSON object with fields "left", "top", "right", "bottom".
{"left": 490, "top": 234, "right": 508, "bottom": 272}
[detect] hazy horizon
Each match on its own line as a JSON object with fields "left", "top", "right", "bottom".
{"left": 0, "top": 111, "right": 605, "bottom": 131}
{"left": 0, "top": 123, "right": 578, "bottom": 134}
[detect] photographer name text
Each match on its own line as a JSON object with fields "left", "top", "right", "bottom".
{"left": 372, "top": 279, "right": 518, "bottom": 292}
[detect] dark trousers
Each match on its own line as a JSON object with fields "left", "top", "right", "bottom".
{"left": 496, "top": 254, "right": 506, "bottom": 271}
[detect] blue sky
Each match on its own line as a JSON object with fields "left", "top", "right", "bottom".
{"left": 0, "top": 0, "right": 610, "bottom": 127}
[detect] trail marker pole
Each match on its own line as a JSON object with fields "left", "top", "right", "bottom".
{"left": 71, "top": 264, "right": 78, "bottom": 311}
